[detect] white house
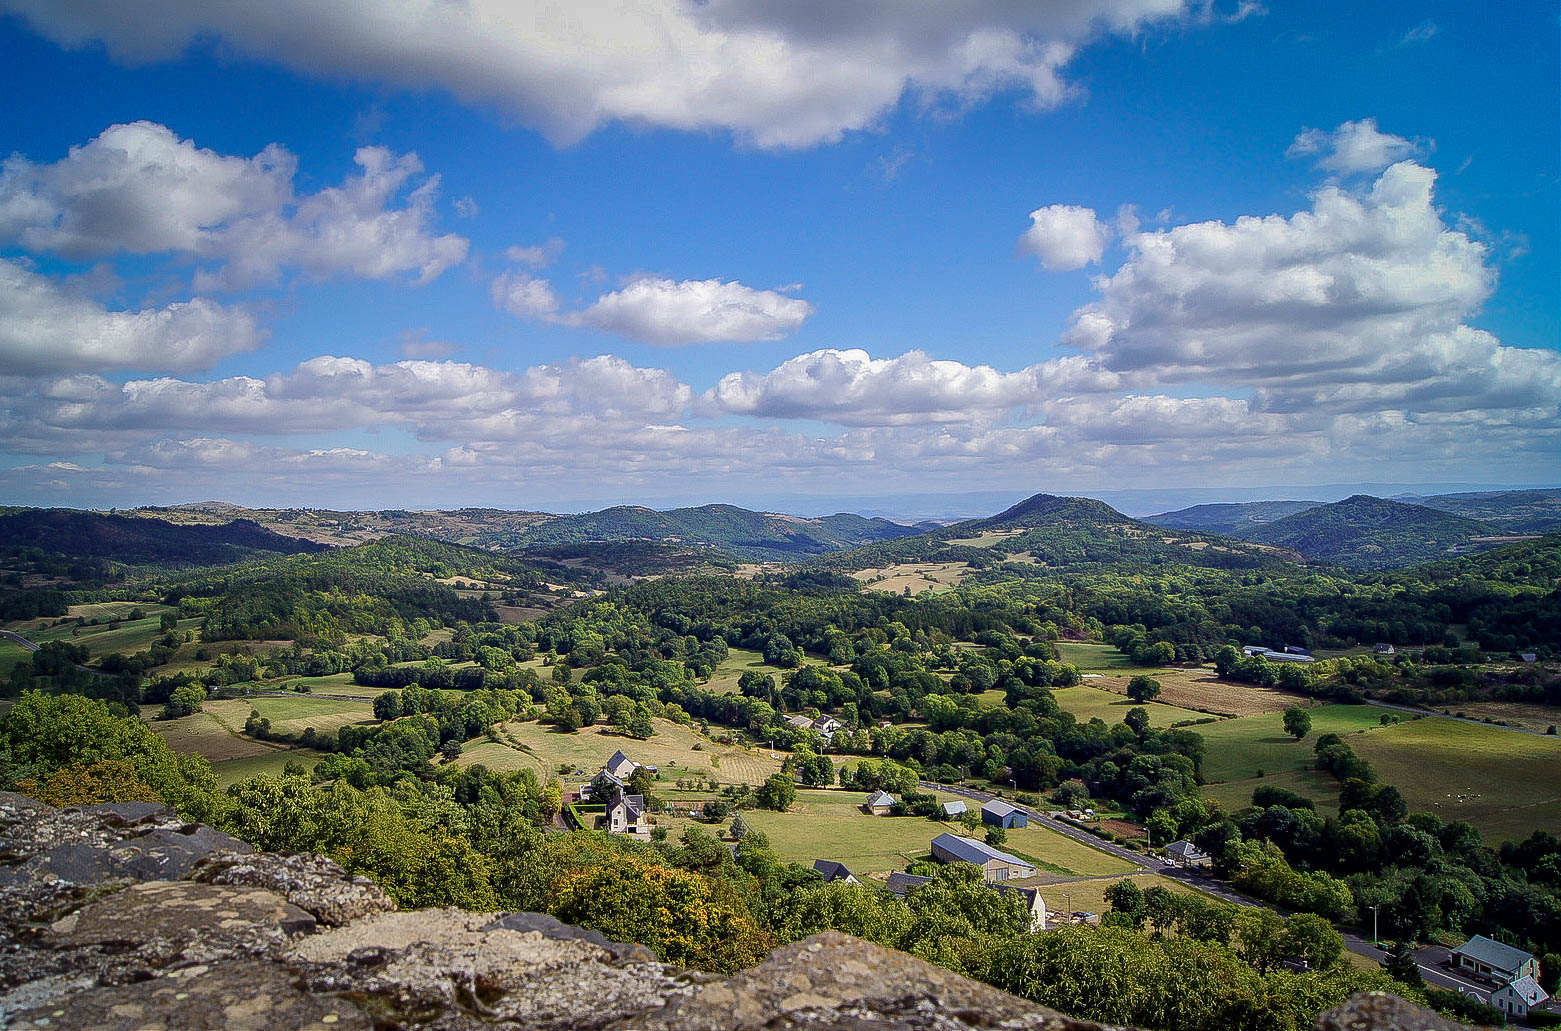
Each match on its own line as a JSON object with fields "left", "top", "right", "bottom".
{"left": 605, "top": 791, "right": 650, "bottom": 839}
{"left": 1490, "top": 976, "right": 1549, "bottom": 1020}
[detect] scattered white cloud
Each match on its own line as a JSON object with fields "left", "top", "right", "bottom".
{"left": 453, "top": 195, "right": 479, "bottom": 218}
{"left": 1287, "top": 118, "right": 1422, "bottom": 176}
{"left": 493, "top": 270, "right": 816, "bottom": 346}
{"left": 567, "top": 277, "right": 815, "bottom": 346}
{"left": 504, "top": 238, "right": 565, "bottom": 268}
{"left": 0, "top": 0, "right": 1202, "bottom": 148}
{"left": 396, "top": 328, "right": 460, "bottom": 360}
{"left": 490, "top": 270, "right": 560, "bottom": 320}
{"left": 1396, "top": 21, "right": 1437, "bottom": 46}
{"left": 1019, "top": 203, "right": 1110, "bottom": 270}
{"left": 704, "top": 348, "right": 1121, "bottom": 425}
{"left": 0, "top": 258, "right": 265, "bottom": 374}
{"left": 0, "top": 122, "right": 468, "bottom": 289}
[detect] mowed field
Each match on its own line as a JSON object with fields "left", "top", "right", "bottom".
{"left": 1089, "top": 669, "right": 1310, "bottom": 718}
{"left": 455, "top": 718, "right": 785, "bottom": 785}
{"left": 211, "top": 748, "right": 331, "bottom": 788}
{"left": 850, "top": 562, "right": 969, "bottom": 596}
{"left": 1195, "top": 704, "right": 1386, "bottom": 783}
{"left": 146, "top": 709, "right": 282, "bottom": 762}
{"left": 1350, "top": 717, "right": 1561, "bottom": 841}
{"left": 202, "top": 696, "right": 376, "bottom": 739}
{"left": 1052, "top": 686, "right": 1204, "bottom": 728}
{"left": 1056, "top": 642, "right": 1147, "bottom": 671}
{"left": 703, "top": 647, "right": 791, "bottom": 695}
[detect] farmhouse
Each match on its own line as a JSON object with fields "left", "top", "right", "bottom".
{"left": 784, "top": 713, "right": 845, "bottom": 742}
{"left": 885, "top": 871, "right": 1047, "bottom": 930}
{"left": 812, "top": 859, "right": 859, "bottom": 884}
{"left": 930, "top": 832, "right": 1037, "bottom": 881}
{"left": 981, "top": 799, "right": 1028, "bottom": 829}
{"left": 1373, "top": 643, "right": 1396, "bottom": 656}
{"left": 1165, "top": 839, "right": 1211, "bottom": 868}
{"left": 605, "top": 791, "right": 650, "bottom": 839}
{"left": 942, "top": 800, "right": 968, "bottom": 818}
{"left": 591, "top": 750, "right": 657, "bottom": 799}
{"left": 1490, "top": 976, "right": 1549, "bottom": 1020}
{"left": 863, "top": 790, "right": 896, "bottom": 815}
{"left": 1451, "top": 935, "right": 1539, "bottom": 984}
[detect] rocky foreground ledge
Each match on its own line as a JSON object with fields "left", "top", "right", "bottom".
{"left": 0, "top": 792, "right": 1475, "bottom": 1030}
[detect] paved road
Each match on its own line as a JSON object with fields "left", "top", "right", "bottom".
{"left": 0, "top": 630, "right": 40, "bottom": 652}
{"left": 1364, "top": 697, "right": 1554, "bottom": 738}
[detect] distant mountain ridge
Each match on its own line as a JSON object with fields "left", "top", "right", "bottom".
{"left": 497, "top": 503, "right": 937, "bottom": 562}
{"left": 1146, "top": 488, "right": 1561, "bottom": 538}
{"left": 812, "top": 491, "right": 1294, "bottom": 576}
{"left": 1143, "top": 500, "right": 1324, "bottom": 535}
{"left": 1242, "top": 495, "right": 1504, "bottom": 570}
{"left": 0, "top": 509, "right": 329, "bottom": 567}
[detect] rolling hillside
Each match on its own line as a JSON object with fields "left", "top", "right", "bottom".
{"left": 1143, "top": 500, "right": 1323, "bottom": 535}
{"left": 1242, "top": 495, "right": 1502, "bottom": 569}
{"left": 1411, "top": 489, "right": 1561, "bottom": 535}
{"left": 0, "top": 509, "right": 330, "bottom": 568}
{"left": 497, "top": 504, "right": 934, "bottom": 561}
{"left": 812, "top": 492, "right": 1294, "bottom": 578}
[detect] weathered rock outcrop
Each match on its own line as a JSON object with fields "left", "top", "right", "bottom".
{"left": 0, "top": 792, "right": 1475, "bottom": 1030}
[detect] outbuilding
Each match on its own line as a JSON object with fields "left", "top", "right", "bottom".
{"left": 930, "top": 832, "right": 1037, "bottom": 882}
{"left": 981, "top": 799, "right": 1028, "bottom": 829}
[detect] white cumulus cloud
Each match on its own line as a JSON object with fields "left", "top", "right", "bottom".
{"left": 0, "top": 122, "right": 468, "bottom": 289}
{"left": 569, "top": 277, "right": 815, "bottom": 346}
{"left": 1287, "top": 118, "right": 1422, "bottom": 176}
{"left": 0, "top": 0, "right": 1201, "bottom": 149}
{"left": 1019, "top": 204, "right": 1109, "bottom": 270}
{"left": 0, "top": 258, "right": 265, "bottom": 374}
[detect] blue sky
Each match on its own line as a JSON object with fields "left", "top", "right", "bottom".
{"left": 0, "top": 1, "right": 1556, "bottom": 515}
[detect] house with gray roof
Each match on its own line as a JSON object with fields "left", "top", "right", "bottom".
{"left": 862, "top": 790, "right": 896, "bottom": 815}
{"left": 1452, "top": 935, "right": 1538, "bottom": 984}
{"left": 886, "top": 871, "right": 932, "bottom": 897}
{"left": 930, "top": 832, "right": 1036, "bottom": 881}
{"left": 1164, "top": 839, "right": 1211, "bottom": 868}
{"left": 981, "top": 799, "right": 1028, "bottom": 829}
{"left": 605, "top": 791, "right": 650, "bottom": 839}
{"left": 1491, "top": 975, "right": 1549, "bottom": 1020}
{"left": 812, "top": 860, "right": 859, "bottom": 884}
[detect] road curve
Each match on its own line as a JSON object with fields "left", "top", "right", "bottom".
{"left": 0, "top": 630, "right": 41, "bottom": 652}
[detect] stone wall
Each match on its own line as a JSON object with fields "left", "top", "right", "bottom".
{"left": 0, "top": 792, "right": 1476, "bottom": 1030}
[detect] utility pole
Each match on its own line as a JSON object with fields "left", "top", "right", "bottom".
{"left": 1369, "top": 904, "right": 1380, "bottom": 946}
{"left": 1064, "top": 892, "right": 1071, "bottom": 926}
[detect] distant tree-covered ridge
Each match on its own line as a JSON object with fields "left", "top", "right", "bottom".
{"left": 498, "top": 503, "right": 934, "bottom": 561}
{"left": 0, "top": 508, "right": 328, "bottom": 567}
{"left": 810, "top": 492, "right": 1294, "bottom": 575}
{"left": 1242, "top": 495, "right": 1505, "bottom": 570}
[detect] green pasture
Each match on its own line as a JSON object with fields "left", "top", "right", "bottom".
{"left": 1201, "top": 768, "right": 1345, "bottom": 815}
{"left": 1194, "top": 704, "right": 1387, "bottom": 783}
{"left": 212, "top": 748, "right": 331, "bottom": 788}
{"left": 1056, "top": 642, "right": 1155, "bottom": 671}
{"left": 1351, "top": 716, "right": 1561, "bottom": 841}
{"left": 1052, "top": 686, "right": 1205, "bottom": 729}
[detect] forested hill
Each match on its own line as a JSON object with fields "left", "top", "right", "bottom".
{"left": 0, "top": 508, "right": 329, "bottom": 567}
{"left": 1143, "top": 500, "right": 1324, "bottom": 535}
{"left": 163, "top": 536, "right": 591, "bottom": 642}
{"left": 810, "top": 492, "right": 1294, "bottom": 575}
{"left": 1242, "top": 495, "right": 1504, "bottom": 570}
{"left": 1410, "top": 488, "right": 1561, "bottom": 535}
{"left": 497, "top": 503, "right": 934, "bottom": 561}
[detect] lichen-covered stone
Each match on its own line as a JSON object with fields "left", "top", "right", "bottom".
{"left": 10, "top": 958, "right": 370, "bottom": 1031}
{"left": 289, "top": 908, "right": 702, "bottom": 1030}
{"left": 190, "top": 849, "right": 395, "bottom": 926}
{"left": 1312, "top": 991, "right": 1488, "bottom": 1031}
{"left": 630, "top": 930, "right": 1082, "bottom": 1031}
